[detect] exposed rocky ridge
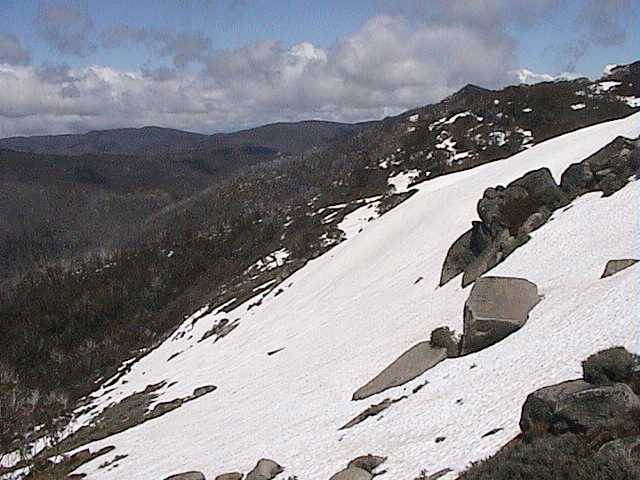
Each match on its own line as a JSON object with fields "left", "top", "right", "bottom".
{"left": 440, "top": 134, "right": 640, "bottom": 287}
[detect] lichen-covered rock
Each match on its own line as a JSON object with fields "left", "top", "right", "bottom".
{"left": 461, "top": 276, "right": 539, "bottom": 354}
{"left": 520, "top": 379, "right": 640, "bottom": 435}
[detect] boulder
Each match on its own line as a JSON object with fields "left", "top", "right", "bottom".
{"left": 440, "top": 230, "right": 474, "bottom": 286}
{"left": 520, "top": 379, "right": 640, "bottom": 435}
{"left": 215, "top": 474, "right": 244, "bottom": 480}
{"left": 510, "top": 168, "right": 568, "bottom": 211}
{"left": 601, "top": 259, "right": 639, "bottom": 278}
{"left": 461, "top": 277, "right": 539, "bottom": 354}
{"left": 346, "top": 455, "right": 386, "bottom": 473}
{"left": 597, "top": 435, "right": 640, "bottom": 464}
{"left": 164, "top": 472, "right": 206, "bottom": 480}
{"left": 352, "top": 342, "right": 447, "bottom": 400}
{"left": 245, "top": 459, "right": 283, "bottom": 480}
{"left": 329, "top": 467, "right": 372, "bottom": 480}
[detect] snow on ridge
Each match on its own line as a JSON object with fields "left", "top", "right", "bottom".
{"left": 63, "top": 114, "right": 640, "bottom": 480}
{"left": 388, "top": 169, "right": 420, "bottom": 194}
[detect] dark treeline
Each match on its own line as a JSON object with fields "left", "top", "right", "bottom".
{"left": 0, "top": 132, "right": 388, "bottom": 454}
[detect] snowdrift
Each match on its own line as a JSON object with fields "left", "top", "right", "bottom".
{"left": 69, "top": 113, "right": 640, "bottom": 480}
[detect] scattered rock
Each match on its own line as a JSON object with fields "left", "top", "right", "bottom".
{"left": 420, "top": 468, "right": 452, "bottom": 480}
{"left": 215, "top": 473, "right": 244, "bottom": 480}
{"left": 520, "top": 379, "right": 640, "bottom": 435}
{"left": 341, "top": 397, "right": 405, "bottom": 429}
{"left": 164, "top": 472, "right": 206, "bottom": 480}
{"left": 329, "top": 467, "right": 373, "bottom": 480}
{"left": 461, "top": 276, "right": 539, "bottom": 354}
{"left": 481, "top": 428, "right": 503, "bottom": 438}
{"left": 435, "top": 436, "right": 446, "bottom": 443}
{"left": 193, "top": 385, "right": 217, "bottom": 397}
{"left": 347, "top": 455, "right": 387, "bottom": 473}
{"left": 601, "top": 259, "right": 639, "bottom": 278}
{"left": 245, "top": 458, "right": 283, "bottom": 480}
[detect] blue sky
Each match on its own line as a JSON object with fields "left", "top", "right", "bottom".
{"left": 0, "top": 0, "right": 636, "bottom": 136}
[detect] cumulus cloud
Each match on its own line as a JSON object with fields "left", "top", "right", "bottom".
{"left": 35, "top": 0, "right": 94, "bottom": 56}
{"left": 0, "top": 33, "right": 31, "bottom": 65}
{"left": 0, "top": 0, "right": 620, "bottom": 137}
{"left": 101, "top": 25, "right": 212, "bottom": 68}
{"left": 557, "top": 0, "right": 637, "bottom": 72}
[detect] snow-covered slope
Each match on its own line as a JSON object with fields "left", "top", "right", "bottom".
{"left": 68, "top": 113, "right": 640, "bottom": 480}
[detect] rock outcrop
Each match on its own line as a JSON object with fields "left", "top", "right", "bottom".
{"left": 560, "top": 136, "right": 640, "bottom": 197}
{"left": 601, "top": 259, "right": 639, "bottom": 278}
{"left": 461, "top": 277, "right": 539, "bottom": 354}
{"left": 520, "top": 379, "right": 640, "bottom": 435}
{"left": 440, "top": 136, "right": 639, "bottom": 287}
{"left": 352, "top": 342, "right": 447, "bottom": 400}
{"left": 441, "top": 168, "right": 567, "bottom": 287}
{"left": 245, "top": 459, "right": 283, "bottom": 480}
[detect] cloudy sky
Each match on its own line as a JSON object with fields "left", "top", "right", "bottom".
{"left": 0, "top": 0, "right": 637, "bottom": 137}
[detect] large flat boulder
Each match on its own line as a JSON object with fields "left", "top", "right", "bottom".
{"left": 520, "top": 379, "right": 640, "bottom": 435}
{"left": 461, "top": 276, "right": 539, "bottom": 354}
{"left": 352, "top": 342, "right": 447, "bottom": 400}
{"left": 601, "top": 259, "right": 639, "bottom": 278}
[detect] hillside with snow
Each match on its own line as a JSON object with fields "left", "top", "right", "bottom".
{"left": 19, "top": 112, "right": 637, "bottom": 480}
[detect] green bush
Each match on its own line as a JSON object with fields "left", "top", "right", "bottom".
{"left": 582, "top": 347, "right": 636, "bottom": 385}
{"left": 460, "top": 433, "right": 640, "bottom": 480}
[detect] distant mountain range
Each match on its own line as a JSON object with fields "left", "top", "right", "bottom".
{"left": 0, "top": 120, "right": 374, "bottom": 156}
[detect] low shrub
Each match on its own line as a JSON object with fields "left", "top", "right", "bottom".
{"left": 582, "top": 347, "right": 636, "bottom": 385}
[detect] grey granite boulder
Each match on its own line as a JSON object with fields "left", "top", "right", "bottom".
{"left": 520, "top": 379, "right": 640, "bottom": 435}
{"left": 601, "top": 259, "right": 639, "bottom": 278}
{"left": 461, "top": 276, "right": 539, "bottom": 354}
{"left": 597, "top": 435, "right": 640, "bottom": 464}
{"left": 352, "top": 342, "right": 447, "bottom": 400}
{"left": 347, "top": 454, "right": 387, "bottom": 473}
{"left": 215, "top": 474, "right": 244, "bottom": 480}
{"left": 245, "top": 459, "right": 283, "bottom": 480}
{"left": 329, "top": 467, "right": 372, "bottom": 480}
{"left": 164, "top": 472, "right": 206, "bottom": 480}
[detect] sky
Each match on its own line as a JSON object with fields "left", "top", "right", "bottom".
{"left": 0, "top": 0, "right": 637, "bottom": 137}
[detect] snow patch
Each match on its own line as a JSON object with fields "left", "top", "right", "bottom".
{"left": 571, "top": 103, "right": 587, "bottom": 110}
